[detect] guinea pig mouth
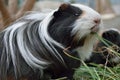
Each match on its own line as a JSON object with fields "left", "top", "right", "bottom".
{"left": 90, "top": 25, "right": 99, "bottom": 34}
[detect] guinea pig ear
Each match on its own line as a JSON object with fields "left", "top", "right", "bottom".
{"left": 59, "top": 3, "right": 70, "bottom": 11}
{"left": 53, "top": 3, "right": 70, "bottom": 17}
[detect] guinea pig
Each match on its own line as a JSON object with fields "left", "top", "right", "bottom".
{"left": 0, "top": 3, "right": 102, "bottom": 80}
{"left": 86, "top": 28, "right": 120, "bottom": 67}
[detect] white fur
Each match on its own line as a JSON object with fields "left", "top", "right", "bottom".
{"left": 38, "top": 10, "right": 65, "bottom": 64}
{"left": 1, "top": 4, "right": 102, "bottom": 77}
{"left": 3, "top": 10, "right": 66, "bottom": 72}
{"left": 24, "top": 12, "right": 48, "bottom": 20}
{"left": 3, "top": 22, "right": 27, "bottom": 67}
{"left": 72, "top": 4, "right": 101, "bottom": 37}
{"left": 16, "top": 26, "right": 49, "bottom": 68}
{"left": 71, "top": 4, "right": 102, "bottom": 61}
{"left": 75, "top": 35, "right": 97, "bottom": 61}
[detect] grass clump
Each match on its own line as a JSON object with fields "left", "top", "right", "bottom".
{"left": 73, "top": 33, "right": 120, "bottom": 80}
{"left": 74, "top": 63, "right": 120, "bottom": 80}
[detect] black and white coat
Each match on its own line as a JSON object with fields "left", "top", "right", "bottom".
{"left": 0, "top": 3, "right": 102, "bottom": 80}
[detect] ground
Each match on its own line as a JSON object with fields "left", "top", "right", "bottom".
{"left": 103, "top": 15, "right": 120, "bottom": 30}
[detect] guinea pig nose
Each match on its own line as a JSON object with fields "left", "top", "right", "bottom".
{"left": 94, "top": 19, "right": 101, "bottom": 25}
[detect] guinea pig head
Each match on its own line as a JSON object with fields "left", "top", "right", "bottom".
{"left": 48, "top": 3, "right": 102, "bottom": 60}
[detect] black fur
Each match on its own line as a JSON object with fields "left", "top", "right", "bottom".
{"left": 46, "top": 4, "right": 83, "bottom": 79}
{"left": 0, "top": 4, "right": 83, "bottom": 80}
{"left": 0, "top": 3, "right": 101, "bottom": 80}
{"left": 48, "top": 4, "right": 83, "bottom": 48}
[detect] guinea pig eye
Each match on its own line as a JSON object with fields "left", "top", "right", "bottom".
{"left": 74, "top": 13, "right": 80, "bottom": 16}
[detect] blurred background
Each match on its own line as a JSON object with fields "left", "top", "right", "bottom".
{"left": 0, "top": 0, "right": 120, "bottom": 30}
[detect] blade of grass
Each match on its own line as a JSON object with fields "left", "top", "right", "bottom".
{"left": 63, "top": 48, "right": 99, "bottom": 80}
{"left": 55, "top": 77, "right": 67, "bottom": 80}
{"left": 81, "top": 61, "right": 98, "bottom": 80}
{"left": 95, "top": 33, "right": 110, "bottom": 47}
{"left": 96, "top": 33, "right": 120, "bottom": 56}
{"left": 93, "top": 68, "right": 101, "bottom": 80}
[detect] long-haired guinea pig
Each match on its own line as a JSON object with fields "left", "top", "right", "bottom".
{"left": 86, "top": 28, "right": 120, "bottom": 67}
{"left": 0, "top": 3, "right": 102, "bottom": 80}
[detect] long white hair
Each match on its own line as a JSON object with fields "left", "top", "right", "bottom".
{"left": 0, "top": 3, "right": 102, "bottom": 80}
